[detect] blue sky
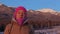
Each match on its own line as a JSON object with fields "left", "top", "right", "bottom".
{"left": 0, "top": 0, "right": 60, "bottom": 11}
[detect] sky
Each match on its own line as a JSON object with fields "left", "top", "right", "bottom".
{"left": 0, "top": 0, "right": 60, "bottom": 11}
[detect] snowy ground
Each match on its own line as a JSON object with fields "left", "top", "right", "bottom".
{"left": 0, "top": 32, "right": 3, "bottom": 34}
{"left": 34, "top": 26, "right": 60, "bottom": 34}
{"left": 1, "top": 26, "right": 60, "bottom": 34}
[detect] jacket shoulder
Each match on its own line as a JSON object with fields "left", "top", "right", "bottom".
{"left": 5, "top": 23, "right": 12, "bottom": 30}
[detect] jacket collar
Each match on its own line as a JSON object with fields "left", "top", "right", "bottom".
{"left": 12, "top": 18, "right": 28, "bottom": 24}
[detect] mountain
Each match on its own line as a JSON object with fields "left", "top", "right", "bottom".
{"left": 0, "top": 4, "right": 15, "bottom": 31}
{"left": 28, "top": 9, "right": 60, "bottom": 29}
{"left": 36, "top": 8, "right": 59, "bottom": 15}
{"left": 0, "top": 4, "right": 60, "bottom": 31}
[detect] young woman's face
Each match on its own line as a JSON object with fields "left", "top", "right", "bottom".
{"left": 16, "top": 10, "right": 26, "bottom": 19}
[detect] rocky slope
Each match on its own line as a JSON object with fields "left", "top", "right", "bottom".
{"left": 27, "top": 9, "right": 60, "bottom": 29}
{"left": 0, "top": 4, "right": 15, "bottom": 31}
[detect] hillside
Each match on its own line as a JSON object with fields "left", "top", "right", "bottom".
{"left": 0, "top": 4, "right": 15, "bottom": 31}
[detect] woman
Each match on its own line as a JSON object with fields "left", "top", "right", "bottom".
{"left": 4, "top": 6, "right": 30, "bottom": 34}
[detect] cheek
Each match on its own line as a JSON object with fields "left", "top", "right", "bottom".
{"left": 16, "top": 14, "right": 21, "bottom": 19}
